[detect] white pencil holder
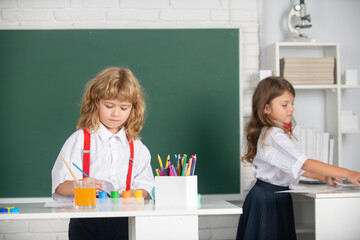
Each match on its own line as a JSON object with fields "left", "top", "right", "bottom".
{"left": 155, "top": 176, "right": 198, "bottom": 208}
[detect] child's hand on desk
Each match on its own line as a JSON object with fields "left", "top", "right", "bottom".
{"left": 82, "top": 177, "right": 104, "bottom": 193}
{"left": 325, "top": 176, "right": 342, "bottom": 186}
{"left": 344, "top": 170, "right": 360, "bottom": 187}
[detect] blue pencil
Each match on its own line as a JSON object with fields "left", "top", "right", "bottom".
{"left": 72, "top": 163, "right": 90, "bottom": 178}
{"left": 174, "top": 154, "right": 178, "bottom": 165}
{"left": 171, "top": 164, "right": 178, "bottom": 176}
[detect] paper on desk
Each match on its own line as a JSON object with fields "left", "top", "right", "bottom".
{"left": 277, "top": 181, "right": 360, "bottom": 194}
{"left": 334, "top": 180, "right": 360, "bottom": 188}
{"left": 44, "top": 201, "right": 73, "bottom": 207}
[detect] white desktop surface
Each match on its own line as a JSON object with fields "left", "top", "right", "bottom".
{"left": 0, "top": 198, "right": 242, "bottom": 220}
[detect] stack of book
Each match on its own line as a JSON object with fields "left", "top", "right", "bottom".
{"left": 293, "top": 126, "right": 334, "bottom": 165}
{"left": 280, "top": 57, "right": 335, "bottom": 85}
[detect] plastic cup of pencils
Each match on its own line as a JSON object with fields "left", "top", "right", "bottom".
{"left": 74, "top": 180, "right": 96, "bottom": 209}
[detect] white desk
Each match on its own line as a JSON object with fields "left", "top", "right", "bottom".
{"left": 294, "top": 184, "right": 360, "bottom": 240}
{"left": 0, "top": 198, "right": 242, "bottom": 240}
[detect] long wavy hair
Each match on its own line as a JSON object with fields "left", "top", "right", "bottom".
{"left": 242, "top": 76, "right": 296, "bottom": 163}
{"left": 77, "top": 67, "right": 145, "bottom": 140}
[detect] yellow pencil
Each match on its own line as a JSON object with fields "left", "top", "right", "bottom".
{"left": 157, "top": 154, "right": 163, "bottom": 168}
{"left": 60, "top": 153, "right": 80, "bottom": 187}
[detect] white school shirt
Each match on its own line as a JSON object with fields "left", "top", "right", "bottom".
{"left": 51, "top": 123, "right": 154, "bottom": 202}
{"left": 253, "top": 127, "right": 308, "bottom": 187}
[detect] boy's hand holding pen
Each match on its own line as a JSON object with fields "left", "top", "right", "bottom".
{"left": 81, "top": 177, "right": 104, "bottom": 194}
{"left": 72, "top": 162, "right": 104, "bottom": 193}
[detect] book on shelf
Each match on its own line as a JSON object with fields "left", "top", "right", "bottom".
{"left": 280, "top": 57, "right": 335, "bottom": 85}
{"left": 321, "top": 133, "right": 330, "bottom": 164}
{"left": 292, "top": 125, "right": 333, "bottom": 164}
{"left": 328, "top": 139, "right": 334, "bottom": 165}
{"left": 306, "top": 128, "right": 315, "bottom": 159}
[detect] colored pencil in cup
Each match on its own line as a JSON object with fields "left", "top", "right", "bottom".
{"left": 191, "top": 155, "right": 197, "bottom": 175}
{"left": 181, "top": 155, "right": 188, "bottom": 176}
{"left": 177, "top": 154, "right": 182, "bottom": 175}
{"left": 169, "top": 165, "right": 174, "bottom": 176}
{"left": 186, "top": 157, "right": 193, "bottom": 176}
{"left": 177, "top": 155, "right": 181, "bottom": 176}
{"left": 184, "top": 163, "right": 188, "bottom": 176}
{"left": 165, "top": 154, "right": 170, "bottom": 168}
{"left": 174, "top": 154, "right": 178, "bottom": 165}
{"left": 157, "top": 154, "right": 164, "bottom": 174}
{"left": 171, "top": 164, "right": 178, "bottom": 176}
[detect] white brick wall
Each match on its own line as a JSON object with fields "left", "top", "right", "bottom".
{"left": 0, "top": 219, "right": 69, "bottom": 240}
{"left": 29, "top": 220, "right": 69, "bottom": 233}
{"left": 71, "top": 0, "right": 119, "bottom": 9}
{"left": 0, "top": 220, "right": 29, "bottom": 233}
{"left": 121, "top": 0, "right": 169, "bottom": 9}
{"left": 0, "top": 0, "right": 258, "bottom": 239}
{"left": 199, "top": 215, "right": 240, "bottom": 240}
{"left": 18, "top": 0, "right": 69, "bottom": 9}
{"left": 171, "top": 0, "right": 221, "bottom": 9}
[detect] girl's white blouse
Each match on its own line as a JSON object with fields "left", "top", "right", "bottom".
{"left": 253, "top": 127, "right": 308, "bottom": 187}
{"left": 51, "top": 123, "right": 154, "bottom": 202}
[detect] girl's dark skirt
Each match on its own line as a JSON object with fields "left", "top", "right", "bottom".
{"left": 69, "top": 217, "right": 128, "bottom": 240}
{"left": 236, "top": 179, "right": 296, "bottom": 240}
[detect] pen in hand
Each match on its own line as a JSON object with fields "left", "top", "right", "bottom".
{"left": 72, "top": 163, "right": 108, "bottom": 195}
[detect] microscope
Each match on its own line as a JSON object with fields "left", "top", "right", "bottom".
{"left": 286, "top": 0, "right": 315, "bottom": 42}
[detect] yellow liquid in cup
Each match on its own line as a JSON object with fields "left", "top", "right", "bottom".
{"left": 74, "top": 187, "right": 96, "bottom": 208}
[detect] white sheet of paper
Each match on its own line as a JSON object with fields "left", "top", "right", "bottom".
{"left": 44, "top": 201, "right": 73, "bottom": 207}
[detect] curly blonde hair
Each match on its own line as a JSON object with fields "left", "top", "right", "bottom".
{"left": 242, "top": 76, "right": 296, "bottom": 163}
{"left": 77, "top": 67, "right": 145, "bottom": 140}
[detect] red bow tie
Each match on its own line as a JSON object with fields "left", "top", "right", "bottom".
{"left": 284, "top": 123, "right": 291, "bottom": 131}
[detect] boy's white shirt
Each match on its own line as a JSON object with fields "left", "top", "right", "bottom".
{"left": 51, "top": 123, "right": 154, "bottom": 202}
{"left": 253, "top": 127, "right": 308, "bottom": 187}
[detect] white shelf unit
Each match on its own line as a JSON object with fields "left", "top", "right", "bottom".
{"left": 266, "top": 42, "right": 360, "bottom": 168}
{"left": 268, "top": 42, "right": 341, "bottom": 166}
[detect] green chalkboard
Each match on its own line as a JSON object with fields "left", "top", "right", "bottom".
{"left": 0, "top": 29, "right": 240, "bottom": 197}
